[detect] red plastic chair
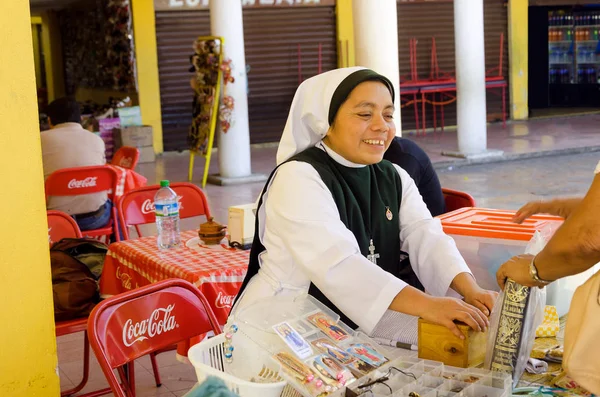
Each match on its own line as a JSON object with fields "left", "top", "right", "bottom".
{"left": 117, "top": 182, "right": 211, "bottom": 240}
{"left": 45, "top": 165, "right": 120, "bottom": 242}
{"left": 47, "top": 210, "right": 83, "bottom": 245}
{"left": 111, "top": 146, "right": 140, "bottom": 170}
{"left": 87, "top": 279, "right": 222, "bottom": 397}
{"left": 442, "top": 187, "right": 476, "bottom": 213}
{"left": 47, "top": 211, "right": 111, "bottom": 397}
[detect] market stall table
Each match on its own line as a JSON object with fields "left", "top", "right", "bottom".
{"left": 99, "top": 230, "right": 249, "bottom": 325}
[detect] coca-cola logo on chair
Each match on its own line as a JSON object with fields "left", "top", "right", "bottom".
{"left": 140, "top": 199, "right": 184, "bottom": 214}
{"left": 68, "top": 177, "right": 98, "bottom": 189}
{"left": 122, "top": 304, "right": 178, "bottom": 347}
{"left": 141, "top": 199, "right": 155, "bottom": 215}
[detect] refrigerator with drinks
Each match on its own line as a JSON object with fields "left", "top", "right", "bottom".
{"left": 547, "top": 9, "right": 600, "bottom": 107}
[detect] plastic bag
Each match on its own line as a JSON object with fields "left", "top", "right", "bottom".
{"left": 484, "top": 231, "right": 547, "bottom": 388}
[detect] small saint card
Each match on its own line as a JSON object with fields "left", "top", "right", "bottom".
{"left": 307, "top": 312, "right": 350, "bottom": 342}
{"left": 307, "top": 354, "right": 356, "bottom": 387}
{"left": 273, "top": 321, "right": 313, "bottom": 359}
{"left": 346, "top": 343, "right": 388, "bottom": 367}
{"left": 309, "top": 335, "right": 356, "bottom": 365}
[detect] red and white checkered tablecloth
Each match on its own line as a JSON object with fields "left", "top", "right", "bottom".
{"left": 100, "top": 230, "right": 249, "bottom": 324}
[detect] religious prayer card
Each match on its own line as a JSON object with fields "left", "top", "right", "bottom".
{"left": 346, "top": 343, "right": 388, "bottom": 367}
{"left": 306, "top": 312, "right": 350, "bottom": 342}
{"left": 307, "top": 354, "right": 355, "bottom": 387}
{"left": 308, "top": 334, "right": 356, "bottom": 365}
{"left": 273, "top": 321, "right": 313, "bottom": 359}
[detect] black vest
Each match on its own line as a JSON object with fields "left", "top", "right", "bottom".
{"left": 234, "top": 147, "right": 422, "bottom": 329}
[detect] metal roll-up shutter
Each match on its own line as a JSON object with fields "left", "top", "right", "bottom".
{"left": 484, "top": 0, "right": 509, "bottom": 122}
{"left": 156, "top": 10, "right": 210, "bottom": 152}
{"left": 397, "top": 0, "right": 508, "bottom": 131}
{"left": 243, "top": 6, "right": 338, "bottom": 143}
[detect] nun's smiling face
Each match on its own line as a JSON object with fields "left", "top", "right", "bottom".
{"left": 324, "top": 81, "right": 395, "bottom": 165}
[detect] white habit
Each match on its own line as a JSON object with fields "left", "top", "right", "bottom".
{"left": 231, "top": 68, "right": 472, "bottom": 335}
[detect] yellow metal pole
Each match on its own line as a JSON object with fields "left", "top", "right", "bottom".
{"left": 187, "top": 36, "right": 225, "bottom": 187}
{"left": 202, "top": 37, "right": 225, "bottom": 188}
{"left": 508, "top": 0, "right": 529, "bottom": 120}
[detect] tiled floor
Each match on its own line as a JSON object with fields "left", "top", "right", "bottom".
{"left": 406, "top": 113, "right": 600, "bottom": 165}
{"left": 58, "top": 331, "right": 198, "bottom": 396}
{"left": 57, "top": 113, "right": 600, "bottom": 395}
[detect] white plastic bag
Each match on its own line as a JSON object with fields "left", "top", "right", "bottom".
{"left": 484, "top": 231, "right": 546, "bottom": 388}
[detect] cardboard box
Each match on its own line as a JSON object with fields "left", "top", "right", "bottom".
{"left": 418, "top": 318, "right": 488, "bottom": 368}
{"left": 138, "top": 146, "right": 156, "bottom": 164}
{"left": 228, "top": 203, "right": 257, "bottom": 249}
{"left": 118, "top": 106, "right": 142, "bottom": 127}
{"left": 114, "top": 125, "right": 154, "bottom": 148}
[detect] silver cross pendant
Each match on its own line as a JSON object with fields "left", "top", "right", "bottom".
{"left": 367, "top": 239, "right": 380, "bottom": 265}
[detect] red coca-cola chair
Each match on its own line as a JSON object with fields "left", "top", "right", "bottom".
{"left": 87, "top": 279, "right": 221, "bottom": 397}
{"left": 116, "top": 182, "right": 211, "bottom": 240}
{"left": 47, "top": 210, "right": 112, "bottom": 397}
{"left": 111, "top": 146, "right": 140, "bottom": 170}
{"left": 47, "top": 210, "right": 83, "bottom": 245}
{"left": 45, "top": 165, "right": 120, "bottom": 242}
{"left": 442, "top": 187, "right": 476, "bottom": 213}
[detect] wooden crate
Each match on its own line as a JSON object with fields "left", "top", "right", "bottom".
{"left": 418, "top": 318, "right": 488, "bottom": 368}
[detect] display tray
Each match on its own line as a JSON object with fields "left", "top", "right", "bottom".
{"left": 189, "top": 294, "right": 512, "bottom": 397}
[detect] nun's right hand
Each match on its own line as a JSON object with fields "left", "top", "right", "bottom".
{"left": 420, "top": 296, "right": 489, "bottom": 340}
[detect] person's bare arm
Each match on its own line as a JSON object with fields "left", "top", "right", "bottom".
{"left": 512, "top": 198, "right": 583, "bottom": 223}
{"left": 535, "top": 173, "right": 600, "bottom": 281}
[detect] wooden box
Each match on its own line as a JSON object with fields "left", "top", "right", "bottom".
{"left": 418, "top": 318, "right": 488, "bottom": 368}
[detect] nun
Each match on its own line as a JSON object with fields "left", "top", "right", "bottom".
{"left": 231, "top": 67, "right": 496, "bottom": 339}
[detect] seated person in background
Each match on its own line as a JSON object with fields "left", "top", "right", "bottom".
{"left": 383, "top": 137, "right": 445, "bottom": 217}
{"left": 41, "top": 97, "right": 110, "bottom": 231}
{"left": 231, "top": 67, "right": 497, "bottom": 340}
{"left": 383, "top": 137, "right": 446, "bottom": 289}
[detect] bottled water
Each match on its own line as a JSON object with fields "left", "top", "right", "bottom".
{"left": 155, "top": 180, "right": 181, "bottom": 249}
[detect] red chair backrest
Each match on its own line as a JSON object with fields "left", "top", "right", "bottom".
{"left": 45, "top": 165, "right": 119, "bottom": 200}
{"left": 117, "top": 182, "right": 211, "bottom": 239}
{"left": 442, "top": 187, "right": 476, "bottom": 213}
{"left": 47, "top": 210, "right": 82, "bottom": 245}
{"left": 87, "top": 279, "right": 221, "bottom": 397}
{"left": 111, "top": 146, "right": 140, "bottom": 170}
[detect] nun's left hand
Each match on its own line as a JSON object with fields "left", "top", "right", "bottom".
{"left": 463, "top": 287, "right": 498, "bottom": 317}
{"left": 451, "top": 273, "right": 498, "bottom": 316}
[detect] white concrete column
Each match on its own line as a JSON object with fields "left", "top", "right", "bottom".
{"left": 210, "top": 0, "right": 252, "bottom": 179}
{"left": 352, "top": 0, "right": 402, "bottom": 134}
{"left": 454, "top": 0, "right": 487, "bottom": 154}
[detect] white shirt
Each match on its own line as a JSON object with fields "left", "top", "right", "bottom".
{"left": 41, "top": 123, "right": 107, "bottom": 215}
{"left": 233, "top": 144, "right": 471, "bottom": 334}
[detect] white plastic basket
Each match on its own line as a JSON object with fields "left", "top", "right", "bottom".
{"left": 188, "top": 334, "right": 301, "bottom": 397}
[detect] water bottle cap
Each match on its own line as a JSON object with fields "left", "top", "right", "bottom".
{"left": 160, "top": 180, "right": 170, "bottom": 188}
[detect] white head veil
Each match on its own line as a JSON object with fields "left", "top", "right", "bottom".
{"left": 275, "top": 67, "right": 368, "bottom": 165}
